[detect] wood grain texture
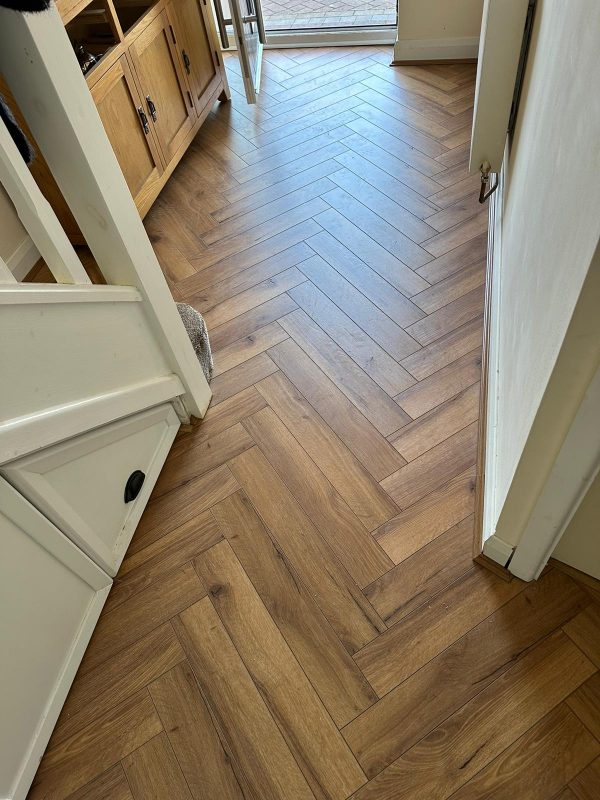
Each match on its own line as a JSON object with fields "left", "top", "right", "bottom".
{"left": 228, "top": 446, "right": 386, "bottom": 653}
{"left": 344, "top": 570, "right": 590, "bottom": 777}
{"left": 243, "top": 406, "right": 393, "bottom": 587}
{"left": 195, "top": 541, "right": 366, "bottom": 800}
{"left": 175, "top": 598, "right": 314, "bottom": 800}
{"left": 212, "top": 491, "right": 378, "bottom": 727}
{"left": 149, "top": 663, "right": 244, "bottom": 800}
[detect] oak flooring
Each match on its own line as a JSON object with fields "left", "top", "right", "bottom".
{"left": 29, "top": 47, "right": 600, "bottom": 800}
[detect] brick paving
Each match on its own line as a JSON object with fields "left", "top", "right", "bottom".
{"left": 262, "top": 0, "right": 395, "bottom": 29}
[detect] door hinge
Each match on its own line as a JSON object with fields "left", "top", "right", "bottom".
{"left": 214, "top": 49, "right": 220, "bottom": 65}
{"left": 169, "top": 24, "right": 176, "bottom": 44}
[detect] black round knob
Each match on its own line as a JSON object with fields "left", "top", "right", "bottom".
{"left": 124, "top": 470, "right": 145, "bottom": 503}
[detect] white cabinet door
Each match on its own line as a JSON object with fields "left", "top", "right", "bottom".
{"left": 0, "top": 478, "right": 111, "bottom": 800}
{"left": 1, "top": 403, "right": 180, "bottom": 575}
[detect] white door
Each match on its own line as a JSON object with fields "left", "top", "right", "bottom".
{"left": 213, "top": 0, "right": 266, "bottom": 103}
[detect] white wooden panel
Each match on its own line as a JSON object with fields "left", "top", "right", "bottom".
{"left": 2, "top": 404, "right": 180, "bottom": 575}
{"left": 470, "top": 0, "right": 530, "bottom": 173}
{"left": 0, "top": 253, "right": 17, "bottom": 283}
{"left": 0, "top": 113, "right": 89, "bottom": 285}
{"left": 0, "top": 297, "right": 173, "bottom": 425}
{"left": 0, "top": 477, "right": 110, "bottom": 800}
{"left": 0, "top": 374, "right": 184, "bottom": 465}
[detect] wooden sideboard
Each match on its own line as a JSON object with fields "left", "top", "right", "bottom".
{"left": 29, "top": 0, "right": 230, "bottom": 243}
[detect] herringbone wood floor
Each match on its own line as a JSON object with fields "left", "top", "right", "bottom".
{"left": 29, "top": 47, "right": 600, "bottom": 800}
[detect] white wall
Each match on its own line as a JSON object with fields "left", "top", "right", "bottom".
{"left": 394, "top": 0, "right": 484, "bottom": 61}
{"left": 0, "top": 184, "right": 38, "bottom": 278}
{"left": 483, "top": 0, "right": 600, "bottom": 555}
{"left": 553, "top": 472, "right": 600, "bottom": 581}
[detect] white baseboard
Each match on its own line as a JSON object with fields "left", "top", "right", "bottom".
{"left": 393, "top": 36, "right": 479, "bottom": 62}
{"left": 6, "top": 235, "right": 39, "bottom": 281}
{"left": 482, "top": 534, "right": 514, "bottom": 567}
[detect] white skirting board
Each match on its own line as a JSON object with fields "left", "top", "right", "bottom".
{"left": 393, "top": 36, "right": 480, "bottom": 61}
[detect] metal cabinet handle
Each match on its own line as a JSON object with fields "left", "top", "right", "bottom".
{"left": 182, "top": 49, "right": 191, "bottom": 74}
{"left": 137, "top": 106, "right": 150, "bottom": 134}
{"left": 146, "top": 95, "right": 158, "bottom": 122}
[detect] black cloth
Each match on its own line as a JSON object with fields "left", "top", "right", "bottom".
{"left": 0, "top": 95, "right": 34, "bottom": 163}
{"left": 0, "top": 0, "right": 51, "bottom": 10}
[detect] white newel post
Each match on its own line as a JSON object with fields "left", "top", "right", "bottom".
{"left": 0, "top": 4, "right": 212, "bottom": 417}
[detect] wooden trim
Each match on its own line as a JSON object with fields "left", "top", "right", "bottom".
{"left": 472, "top": 182, "right": 497, "bottom": 558}
{"left": 473, "top": 554, "right": 514, "bottom": 582}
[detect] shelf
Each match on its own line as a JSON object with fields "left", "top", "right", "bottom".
{"left": 112, "top": 0, "right": 160, "bottom": 36}
{"left": 65, "top": 0, "right": 121, "bottom": 78}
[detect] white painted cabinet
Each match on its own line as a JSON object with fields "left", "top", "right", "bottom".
{"left": 0, "top": 478, "right": 111, "bottom": 800}
{"left": 1, "top": 403, "right": 180, "bottom": 575}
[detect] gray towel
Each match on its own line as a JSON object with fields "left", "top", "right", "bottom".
{"left": 177, "top": 303, "right": 213, "bottom": 382}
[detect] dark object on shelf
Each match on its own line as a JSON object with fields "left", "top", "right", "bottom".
{"left": 0, "top": 0, "right": 50, "bottom": 10}
{"left": 124, "top": 470, "right": 145, "bottom": 503}
{"left": 74, "top": 42, "right": 101, "bottom": 75}
{"left": 0, "top": 94, "right": 34, "bottom": 164}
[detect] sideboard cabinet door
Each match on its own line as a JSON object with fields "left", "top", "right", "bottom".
{"left": 129, "top": 10, "right": 196, "bottom": 165}
{"left": 90, "top": 54, "right": 165, "bottom": 210}
{"left": 167, "top": 0, "right": 222, "bottom": 117}
{"left": 0, "top": 478, "right": 111, "bottom": 800}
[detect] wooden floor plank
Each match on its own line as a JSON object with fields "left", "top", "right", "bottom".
{"left": 334, "top": 148, "right": 440, "bottom": 219}
{"left": 28, "top": 691, "right": 162, "bottom": 800}
{"left": 390, "top": 382, "right": 480, "bottom": 461}
{"left": 296, "top": 254, "right": 421, "bottom": 361}
{"left": 381, "top": 421, "right": 478, "bottom": 509}
{"left": 570, "top": 756, "right": 600, "bottom": 799}
{"left": 212, "top": 491, "right": 379, "bottom": 727}
{"left": 329, "top": 167, "right": 437, "bottom": 242}
{"left": 228, "top": 446, "right": 387, "bottom": 653}
{"left": 212, "top": 321, "right": 289, "bottom": 377}
{"left": 396, "top": 348, "right": 482, "bottom": 417}
{"left": 364, "top": 515, "right": 475, "bottom": 627}
{"left": 412, "top": 259, "right": 486, "bottom": 313}
{"left": 279, "top": 308, "right": 412, "bottom": 436}
{"left": 209, "top": 353, "right": 278, "bottom": 405}
{"left": 243, "top": 406, "right": 393, "bottom": 586}
{"left": 131, "top": 465, "right": 239, "bottom": 552}
{"left": 374, "top": 467, "right": 476, "bottom": 563}
{"left": 175, "top": 598, "right": 315, "bottom": 800}
{"left": 122, "top": 732, "right": 193, "bottom": 800}
{"left": 258, "top": 356, "right": 404, "bottom": 497}
{"left": 345, "top": 571, "right": 590, "bottom": 778}
{"left": 195, "top": 541, "right": 367, "bottom": 800}
{"left": 105, "top": 512, "right": 223, "bottom": 613}
{"left": 64, "top": 765, "right": 133, "bottom": 800}
{"left": 400, "top": 317, "right": 483, "bottom": 381}
{"left": 405, "top": 284, "right": 486, "bottom": 345}
{"left": 51, "top": 624, "right": 184, "bottom": 745}
{"left": 354, "top": 566, "right": 525, "bottom": 696}
{"left": 352, "top": 632, "right": 595, "bottom": 800}
{"left": 306, "top": 230, "right": 424, "bottom": 326}
{"left": 149, "top": 663, "right": 245, "bottom": 800}
{"left": 314, "top": 207, "right": 429, "bottom": 297}
{"left": 566, "top": 672, "right": 600, "bottom": 741}
{"left": 446, "top": 705, "right": 599, "bottom": 800}
{"left": 80, "top": 564, "right": 205, "bottom": 675}
{"left": 289, "top": 281, "right": 416, "bottom": 395}
{"left": 563, "top": 604, "right": 600, "bottom": 667}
